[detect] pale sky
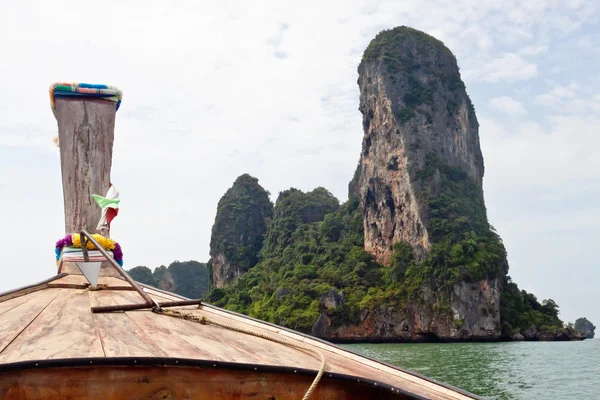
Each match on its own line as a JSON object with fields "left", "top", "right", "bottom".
{"left": 0, "top": 0, "right": 598, "bottom": 327}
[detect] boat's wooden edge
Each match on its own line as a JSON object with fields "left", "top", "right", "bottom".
{"left": 0, "top": 356, "right": 429, "bottom": 400}
{"left": 0, "top": 274, "right": 68, "bottom": 303}
{"left": 0, "top": 277, "right": 481, "bottom": 399}
{"left": 101, "top": 277, "right": 482, "bottom": 399}
{"left": 199, "top": 302, "right": 484, "bottom": 400}
{"left": 136, "top": 282, "right": 189, "bottom": 300}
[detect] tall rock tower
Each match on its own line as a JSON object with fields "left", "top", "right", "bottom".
{"left": 209, "top": 174, "right": 273, "bottom": 288}
{"left": 351, "top": 27, "right": 507, "bottom": 339}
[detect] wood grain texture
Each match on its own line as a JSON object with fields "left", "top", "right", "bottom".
{"left": 112, "top": 291, "right": 326, "bottom": 369}
{"left": 59, "top": 261, "right": 122, "bottom": 278}
{"left": 48, "top": 274, "right": 132, "bottom": 290}
{"left": 0, "top": 290, "right": 104, "bottom": 363}
{"left": 112, "top": 291, "right": 260, "bottom": 363}
{"left": 142, "top": 287, "right": 186, "bottom": 302}
{"left": 195, "top": 305, "right": 475, "bottom": 400}
{"left": 0, "top": 366, "right": 406, "bottom": 400}
{"left": 55, "top": 97, "right": 115, "bottom": 236}
{"left": 0, "top": 289, "right": 62, "bottom": 355}
{"left": 0, "top": 291, "right": 44, "bottom": 315}
{"left": 89, "top": 291, "right": 167, "bottom": 357}
{"left": 0, "top": 284, "right": 478, "bottom": 399}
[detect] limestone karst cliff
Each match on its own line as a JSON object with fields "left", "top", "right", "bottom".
{"left": 574, "top": 317, "right": 596, "bottom": 339}
{"left": 128, "top": 261, "right": 211, "bottom": 298}
{"left": 351, "top": 26, "right": 484, "bottom": 264}
{"left": 209, "top": 174, "right": 273, "bottom": 288}
{"left": 200, "top": 26, "right": 577, "bottom": 342}
{"left": 335, "top": 26, "right": 506, "bottom": 339}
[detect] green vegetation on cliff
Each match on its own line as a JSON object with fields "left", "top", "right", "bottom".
{"left": 131, "top": 26, "right": 575, "bottom": 342}
{"left": 362, "top": 26, "right": 454, "bottom": 69}
{"left": 261, "top": 187, "right": 339, "bottom": 258}
{"left": 404, "top": 153, "right": 507, "bottom": 297}
{"left": 361, "top": 26, "right": 474, "bottom": 125}
{"left": 208, "top": 160, "right": 507, "bottom": 334}
{"left": 127, "top": 265, "right": 157, "bottom": 287}
{"left": 500, "top": 277, "right": 564, "bottom": 336}
{"left": 128, "top": 261, "right": 211, "bottom": 299}
{"left": 206, "top": 155, "right": 561, "bottom": 339}
{"left": 210, "top": 195, "right": 396, "bottom": 332}
{"left": 210, "top": 174, "right": 273, "bottom": 270}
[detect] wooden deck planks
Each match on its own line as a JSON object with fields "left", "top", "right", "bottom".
{"left": 171, "top": 306, "right": 323, "bottom": 369}
{"left": 0, "top": 284, "right": 49, "bottom": 304}
{"left": 48, "top": 274, "right": 132, "bottom": 290}
{"left": 0, "top": 290, "right": 45, "bottom": 316}
{"left": 99, "top": 276, "right": 132, "bottom": 289}
{"left": 108, "top": 291, "right": 330, "bottom": 370}
{"left": 112, "top": 291, "right": 267, "bottom": 364}
{"left": 0, "top": 290, "right": 104, "bottom": 363}
{"left": 89, "top": 291, "right": 167, "bottom": 357}
{"left": 142, "top": 288, "right": 188, "bottom": 303}
{"left": 116, "top": 292, "right": 306, "bottom": 366}
{"left": 0, "top": 289, "right": 63, "bottom": 356}
{"left": 0, "top": 281, "right": 478, "bottom": 400}
{"left": 198, "top": 305, "right": 473, "bottom": 400}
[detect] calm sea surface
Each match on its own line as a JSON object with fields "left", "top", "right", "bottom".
{"left": 343, "top": 339, "right": 599, "bottom": 399}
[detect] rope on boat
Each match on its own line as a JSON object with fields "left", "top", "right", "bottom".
{"left": 153, "top": 308, "right": 326, "bottom": 400}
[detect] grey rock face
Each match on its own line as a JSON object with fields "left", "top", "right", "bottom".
{"left": 211, "top": 253, "right": 244, "bottom": 289}
{"left": 209, "top": 174, "right": 273, "bottom": 288}
{"left": 318, "top": 26, "right": 503, "bottom": 341}
{"left": 355, "top": 27, "right": 483, "bottom": 264}
{"left": 574, "top": 317, "right": 596, "bottom": 339}
{"left": 321, "top": 289, "right": 345, "bottom": 310}
{"left": 448, "top": 279, "right": 502, "bottom": 339}
{"left": 316, "top": 279, "right": 501, "bottom": 341}
{"left": 275, "top": 287, "right": 291, "bottom": 300}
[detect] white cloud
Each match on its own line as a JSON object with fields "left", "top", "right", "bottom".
{"left": 480, "top": 112, "right": 600, "bottom": 323}
{"left": 478, "top": 53, "right": 538, "bottom": 82}
{"left": 518, "top": 45, "right": 549, "bottom": 56}
{"left": 488, "top": 96, "right": 527, "bottom": 116}
{"left": 534, "top": 83, "right": 600, "bottom": 113}
{"left": 480, "top": 114, "right": 600, "bottom": 188}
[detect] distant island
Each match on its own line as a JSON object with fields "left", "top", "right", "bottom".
{"left": 129, "top": 26, "right": 590, "bottom": 342}
{"left": 574, "top": 317, "right": 596, "bottom": 339}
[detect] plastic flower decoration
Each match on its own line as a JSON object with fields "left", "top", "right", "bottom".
{"left": 55, "top": 233, "right": 123, "bottom": 266}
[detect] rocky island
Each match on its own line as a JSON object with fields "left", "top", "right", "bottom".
{"left": 575, "top": 317, "right": 596, "bottom": 339}
{"left": 130, "top": 26, "right": 585, "bottom": 342}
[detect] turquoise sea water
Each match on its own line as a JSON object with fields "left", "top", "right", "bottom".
{"left": 344, "top": 340, "right": 599, "bottom": 399}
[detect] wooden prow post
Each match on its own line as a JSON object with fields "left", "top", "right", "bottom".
{"left": 56, "top": 98, "right": 115, "bottom": 237}
{"left": 52, "top": 84, "right": 121, "bottom": 278}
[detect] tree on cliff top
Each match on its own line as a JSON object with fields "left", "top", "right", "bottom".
{"left": 128, "top": 266, "right": 158, "bottom": 287}
{"left": 500, "top": 277, "right": 564, "bottom": 336}
{"left": 261, "top": 187, "right": 339, "bottom": 257}
{"left": 128, "top": 261, "right": 210, "bottom": 298}
{"left": 209, "top": 196, "right": 387, "bottom": 333}
{"left": 210, "top": 174, "right": 273, "bottom": 271}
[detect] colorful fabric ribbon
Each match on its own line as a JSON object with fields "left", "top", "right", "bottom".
{"left": 92, "top": 184, "right": 120, "bottom": 233}
{"left": 49, "top": 82, "right": 122, "bottom": 118}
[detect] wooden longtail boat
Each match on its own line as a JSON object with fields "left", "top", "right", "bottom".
{"left": 0, "top": 84, "right": 482, "bottom": 400}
